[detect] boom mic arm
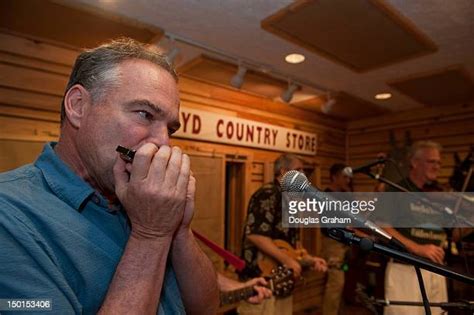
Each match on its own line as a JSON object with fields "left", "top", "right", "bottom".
{"left": 343, "top": 158, "right": 386, "bottom": 177}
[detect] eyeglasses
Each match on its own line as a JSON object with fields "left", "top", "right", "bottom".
{"left": 424, "top": 159, "right": 441, "bottom": 166}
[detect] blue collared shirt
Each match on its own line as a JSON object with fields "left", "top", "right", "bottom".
{"left": 0, "top": 143, "right": 185, "bottom": 314}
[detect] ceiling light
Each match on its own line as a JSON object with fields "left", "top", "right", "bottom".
{"left": 230, "top": 65, "right": 248, "bottom": 89}
{"left": 375, "top": 92, "right": 392, "bottom": 100}
{"left": 285, "top": 53, "right": 305, "bottom": 64}
{"left": 281, "top": 83, "right": 299, "bottom": 103}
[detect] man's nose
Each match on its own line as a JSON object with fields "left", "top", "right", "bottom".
{"left": 148, "top": 126, "right": 170, "bottom": 147}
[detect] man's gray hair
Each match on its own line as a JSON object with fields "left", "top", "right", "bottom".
{"left": 273, "top": 153, "right": 303, "bottom": 176}
{"left": 60, "top": 37, "right": 177, "bottom": 124}
{"left": 408, "top": 140, "right": 443, "bottom": 160}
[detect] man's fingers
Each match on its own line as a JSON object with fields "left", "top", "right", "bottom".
{"left": 256, "top": 288, "right": 265, "bottom": 300}
{"left": 162, "top": 146, "right": 183, "bottom": 187}
{"left": 113, "top": 155, "right": 129, "bottom": 195}
{"left": 264, "top": 288, "right": 272, "bottom": 298}
{"left": 431, "top": 253, "right": 442, "bottom": 264}
{"left": 247, "top": 287, "right": 269, "bottom": 304}
{"left": 254, "top": 277, "right": 268, "bottom": 287}
{"left": 254, "top": 286, "right": 272, "bottom": 299}
{"left": 176, "top": 153, "right": 191, "bottom": 195}
{"left": 130, "top": 143, "right": 160, "bottom": 181}
{"left": 426, "top": 248, "right": 443, "bottom": 264}
{"left": 434, "top": 249, "right": 444, "bottom": 264}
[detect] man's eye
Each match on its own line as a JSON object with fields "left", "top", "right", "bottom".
{"left": 137, "top": 110, "right": 153, "bottom": 120}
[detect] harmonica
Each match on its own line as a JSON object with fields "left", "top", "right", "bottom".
{"left": 116, "top": 145, "right": 136, "bottom": 162}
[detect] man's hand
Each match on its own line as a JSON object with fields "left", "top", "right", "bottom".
{"left": 282, "top": 257, "right": 302, "bottom": 279}
{"left": 410, "top": 243, "right": 445, "bottom": 264}
{"left": 243, "top": 277, "right": 272, "bottom": 304}
{"left": 114, "top": 144, "right": 190, "bottom": 238}
{"left": 307, "top": 256, "right": 328, "bottom": 273}
{"left": 176, "top": 172, "right": 196, "bottom": 235}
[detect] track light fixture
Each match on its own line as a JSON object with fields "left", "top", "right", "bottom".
{"left": 163, "top": 32, "right": 335, "bottom": 104}
{"left": 166, "top": 46, "right": 180, "bottom": 64}
{"left": 281, "top": 82, "right": 299, "bottom": 103}
{"left": 164, "top": 36, "right": 180, "bottom": 64}
{"left": 321, "top": 92, "right": 336, "bottom": 113}
{"left": 230, "top": 64, "right": 247, "bottom": 89}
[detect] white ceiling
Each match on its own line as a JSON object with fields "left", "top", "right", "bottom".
{"left": 68, "top": 0, "right": 474, "bottom": 112}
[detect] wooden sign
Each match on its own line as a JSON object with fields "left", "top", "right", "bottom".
{"left": 175, "top": 106, "right": 317, "bottom": 155}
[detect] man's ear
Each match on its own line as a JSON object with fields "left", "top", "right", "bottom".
{"left": 63, "top": 84, "right": 91, "bottom": 128}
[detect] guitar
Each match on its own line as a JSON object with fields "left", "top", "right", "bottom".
{"left": 257, "top": 239, "right": 315, "bottom": 276}
{"left": 257, "top": 239, "right": 340, "bottom": 276}
{"left": 220, "top": 266, "right": 294, "bottom": 306}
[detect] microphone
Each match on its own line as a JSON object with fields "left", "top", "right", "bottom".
{"left": 343, "top": 158, "right": 386, "bottom": 177}
{"left": 280, "top": 170, "right": 406, "bottom": 251}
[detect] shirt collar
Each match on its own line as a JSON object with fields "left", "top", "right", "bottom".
{"left": 35, "top": 142, "right": 95, "bottom": 211}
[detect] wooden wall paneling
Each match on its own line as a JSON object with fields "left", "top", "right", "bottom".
{"left": 348, "top": 103, "right": 474, "bottom": 131}
{"left": 0, "top": 51, "right": 72, "bottom": 76}
{"left": 347, "top": 105, "right": 474, "bottom": 191}
{"left": 0, "top": 105, "right": 60, "bottom": 122}
{"left": 0, "top": 32, "right": 78, "bottom": 66}
{"left": 0, "top": 139, "right": 46, "bottom": 172}
{"left": 0, "top": 116, "right": 59, "bottom": 142}
{"left": 0, "top": 63, "right": 68, "bottom": 96}
{"left": 248, "top": 160, "right": 265, "bottom": 203}
{"left": 0, "top": 87, "right": 62, "bottom": 112}
{"left": 348, "top": 118, "right": 474, "bottom": 148}
{"left": 263, "top": 161, "right": 274, "bottom": 183}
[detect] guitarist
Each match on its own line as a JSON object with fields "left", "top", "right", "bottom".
{"left": 238, "top": 154, "right": 327, "bottom": 315}
{"left": 379, "top": 141, "right": 448, "bottom": 315}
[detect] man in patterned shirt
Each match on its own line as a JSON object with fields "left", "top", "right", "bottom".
{"left": 238, "top": 153, "right": 327, "bottom": 315}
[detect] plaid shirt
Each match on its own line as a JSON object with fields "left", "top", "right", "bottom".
{"left": 239, "top": 180, "right": 298, "bottom": 280}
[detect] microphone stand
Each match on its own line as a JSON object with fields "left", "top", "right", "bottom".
{"left": 326, "top": 228, "right": 474, "bottom": 314}
{"left": 372, "top": 299, "right": 474, "bottom": 312}
{"left": 355, "top": 282, "right": 474, "bottom": 314}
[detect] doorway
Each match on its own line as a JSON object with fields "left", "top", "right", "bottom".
{"left": 225, "top": 160, "right": 246, "bottom": 257}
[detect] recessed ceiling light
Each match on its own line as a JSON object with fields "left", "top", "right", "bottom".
{"left": 285, "top": 53, "right": 305, "bottom": 64}
{"left": 375, "top": 93, "right": 392, "bottom": 100}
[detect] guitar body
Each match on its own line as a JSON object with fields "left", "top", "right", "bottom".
{"left": 257, "top": 239, "right": 307, "bottom": 276}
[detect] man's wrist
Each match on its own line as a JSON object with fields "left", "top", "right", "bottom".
{"left": 279, "top": 255, "right": 295, "bottom": 266}
{"left": 173, "top": 226, "right": 193, "bottom": 243}
{"left": 169, "top": 227, "right": 196, "bottom": 261}
{"left": 130, "top": 226, "right": 175, "bottom": 241}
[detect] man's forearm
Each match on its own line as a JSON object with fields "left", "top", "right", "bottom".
{"left": 217, "top": 273, "right": 242, "bottom": 291}
{"left": 98, "top": 234, "right": 172, "bottom": 315}
{"left": 384, "top": 227, "right": 418, "bottom": 252}
{"left": 171, "top": 228, "right": 219, "bottom": 315}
